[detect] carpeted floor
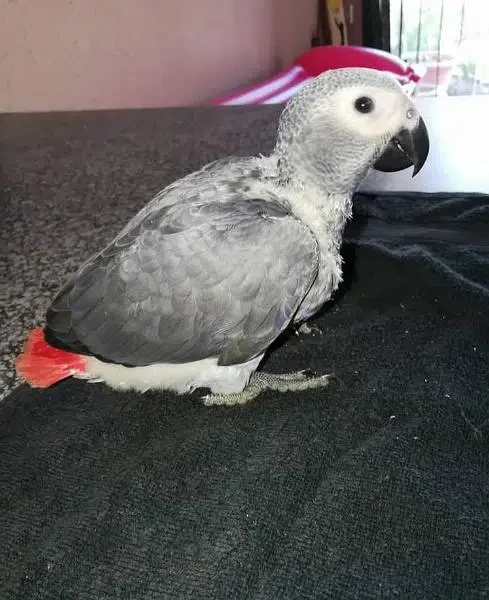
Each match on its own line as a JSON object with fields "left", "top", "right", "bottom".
{"left": 1, "top": 106, "right": 488, "bottom": 599}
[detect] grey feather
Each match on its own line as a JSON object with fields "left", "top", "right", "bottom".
{"left": 46, "top": 174, "right": 319, "bottom": 366}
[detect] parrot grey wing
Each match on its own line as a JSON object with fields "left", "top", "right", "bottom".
{"left": 45, "top": 196, "right": 319, "bottom": 366}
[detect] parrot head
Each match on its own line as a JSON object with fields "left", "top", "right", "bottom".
{"left": 274, "top": 67, "right": 430, "bottom": 193}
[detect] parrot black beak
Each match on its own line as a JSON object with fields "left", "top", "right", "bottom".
{"left": 373, "top": 116, "right": 429, "bottom": 177}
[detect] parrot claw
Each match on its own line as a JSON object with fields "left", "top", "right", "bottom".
{"left": 201, "top": 370, "right": 332, "bottom": 406}
{"left": 295, "top": 322, "right": 323, "bottom": 336}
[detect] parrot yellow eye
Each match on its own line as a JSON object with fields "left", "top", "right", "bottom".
{"left": 354, "top": 96, "right": 375, "bottom": 114}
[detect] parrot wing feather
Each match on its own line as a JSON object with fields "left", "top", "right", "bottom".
{"left": 45, "top": 195, "right": 319, "bottom": 366}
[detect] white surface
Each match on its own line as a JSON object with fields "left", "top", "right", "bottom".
{"left": 359, "top": 96, "right": 489, "bottom": 195}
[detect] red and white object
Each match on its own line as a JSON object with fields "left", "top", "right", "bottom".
{"left": 210, "top": 46, "right": 426, "bottom": 106}
{"left": 209, "top": 65, "right": 314, "bottom": 106}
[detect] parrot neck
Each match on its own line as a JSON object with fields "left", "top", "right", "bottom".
{"left": 274, "top": 149, "right": 368, "bottom": 197}
{"left": 273, "top": 132, "right": 373, "bottom": 198}
{"left": 274, "top": 165, "right": 353, "bottom": 251}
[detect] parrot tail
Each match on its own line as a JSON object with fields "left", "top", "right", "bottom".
{"left": 15, "top": 328, "right": 88, "bottom": 388}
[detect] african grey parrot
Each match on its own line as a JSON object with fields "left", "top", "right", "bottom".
{"left": 16, "top": 67, "right": 429, "bottom": 405}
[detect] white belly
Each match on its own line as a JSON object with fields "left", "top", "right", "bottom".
{"left": 81, "top": 354, "right": 264, "bottom": 394}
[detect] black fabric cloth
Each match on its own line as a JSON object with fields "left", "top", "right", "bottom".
{"left": 1, "top": 106, "right": 489, "bottom": 599}
{"left": 2, "top": 195, "right": 489, "bottom": 599}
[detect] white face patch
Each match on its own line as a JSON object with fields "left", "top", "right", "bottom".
{"left": 327, "top": 84, "right": 416, "bottom": 140}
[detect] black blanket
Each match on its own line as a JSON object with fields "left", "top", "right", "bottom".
{"left": 1, "top": 108, "right": 488, "bottom": 599}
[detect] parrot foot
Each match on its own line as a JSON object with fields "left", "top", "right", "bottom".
{"left": 202, "top": 370, "right": 332, "bottom": 406}
{"left": 295, "top": 322, "right": 322, "bottom": 336}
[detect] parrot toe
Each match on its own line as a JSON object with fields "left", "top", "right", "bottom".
{"left": 295, "top": 322, "right": 323, "bottom": 336}
{"left": 201, "top": 370, "right": 332, "bottom": 406}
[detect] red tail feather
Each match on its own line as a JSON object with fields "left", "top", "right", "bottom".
{"left": 15, "top": 328, "right": 87, "bottom": 388}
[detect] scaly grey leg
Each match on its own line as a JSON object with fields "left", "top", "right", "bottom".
{"left": 202, "top": 370, "right": 331, "bottom": 406}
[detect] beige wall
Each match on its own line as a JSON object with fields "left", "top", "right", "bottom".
{"left": 0, "top": 0, "right": 317, "bottom": 113}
